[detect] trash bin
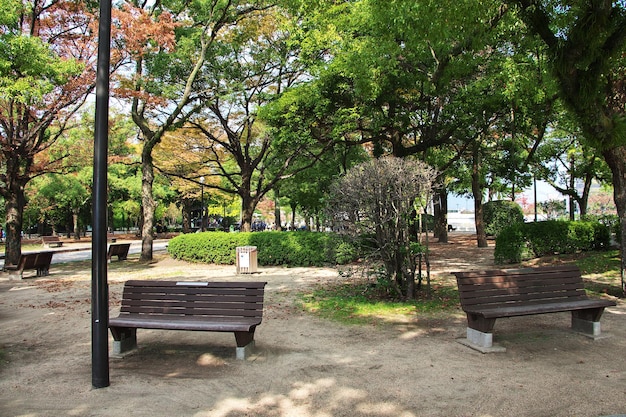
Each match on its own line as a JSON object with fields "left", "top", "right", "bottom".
{"left": 236, "top": 246, "right": 257, "bottom": 274}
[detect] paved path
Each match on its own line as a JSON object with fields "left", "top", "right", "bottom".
{"left": 0, "top": 239, "right": 169, "bottom": 268}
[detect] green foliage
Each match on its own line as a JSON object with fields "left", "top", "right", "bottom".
{"left": 494, "top": 220, "right": 611, "bottom": 264}
{"left": 483, "top": 200, "right": 524, "bottom": 237}
{"left": 0, "top": 23, "right": 83, "bottom": 105}
{"left": 583, "top": 214, "right": 621, "bottom": 243}
{"left": 167, "top": 231, "right": 358, "bottom": 266}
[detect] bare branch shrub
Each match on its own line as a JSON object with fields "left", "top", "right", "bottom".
{"left": 326, "top": 156, "right": 438, "bottom": 299}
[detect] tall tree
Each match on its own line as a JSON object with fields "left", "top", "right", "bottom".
{"left": 282, "top": 0, "right": 516, "bottom": 244}
{"left": 183, "top": 8, "right": 333, "bottom": 232}
{"left": 509, "top": 0, "right": 626, "bottom": 294}
{"left": 0, "top": 0, "right": 97, "bottom": 265}
{"left": 114, "top": 0, "right": 271, "bottom": 259}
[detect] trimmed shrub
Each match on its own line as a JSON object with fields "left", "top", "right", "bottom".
{"left": 483, "top": 200, "right": 524, "bottom": 237}
{"left": 493, "top": 223, "right": 528, "bottom": 264}
{"left": 167, "top": 231, "right": 358, "bottom": 267}
{"left": 495, "top": 220, "right": 611, "bottom": 264}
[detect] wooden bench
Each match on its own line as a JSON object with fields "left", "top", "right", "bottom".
{"left": 42, "top": 235, "right": 63, "bottom": 247}
{"left": 109, "top": 280, "right": 267, "bottom": 359}
{"left": 453, "top": 265, "right": 616, "bottom": 352}
{"left": 107, "top": 243, "right": 130, "bottom": 262}
{"left": 107, "top": 233, "right": 117, "bottom": 243}
{"left": 5, "top": 252, "right": 54, "bottom": 279}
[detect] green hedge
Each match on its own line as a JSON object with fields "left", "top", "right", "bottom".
{"left": 494, "top": 220, "right": 610, "bottom": 264}
{"left": 483, "top": 200, "right": 524, "bottom": 237}
{"left": 167, "top": 231, "right": 357, "bottom": 267}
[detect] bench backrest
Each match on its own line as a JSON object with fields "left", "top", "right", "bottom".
{"left": 118, "top": 280, "right": 267, "bottom": 319}
{"left": 108, "top": 243, "right": 129, "bottom": 254}
{"left": 454, "top": 265, "right": 588, "bottom": 311}
{"left": 42, "top": 236, "right": 60, "bottom": 242}
{"left": 19, "top": 252, "right": 53, "bottom": 269}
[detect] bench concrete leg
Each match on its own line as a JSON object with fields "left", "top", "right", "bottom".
{"left": 458, "top": 328, "right": 507, "bottom": 353}
{"left": 234, "top": 331, "right": 256, "bottom": 360}
{"left": 572, "top": 317, "right": 602, "bottom": 337}
{"left": 8, "top": 271, "right": 23, "bottom": 279}
{"left": 467, "top": 327, "right": 493, "bottom": 347}
{"left": 235, "top": 341, "right": 255, "bottom": 360}
{"left": 111, "top": 328, "right": 137, "bottom": 354}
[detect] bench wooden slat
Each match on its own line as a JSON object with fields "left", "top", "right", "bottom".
{"left": 120, "top": 305, "right": 264, "bottom": 317}
{"left": 42, "top": 236, "right": 63, "bottom": 247}
{"left": 5, "top": 252, "right": 54, "bottom": 279}
{"left": 465, "top": 299, "right": 616, "bottom": 318}
{"left": 453, "top": 265, "right": 616, "bottom": 350}
{"left": 122, "top": 286, "right": 265, "bottom": 296}
{"left": 109, "top": 280, "right": 267, "bottom": 358}
{"left": 107, "top": 243, "right": 130, "bottom": 261}
{"left": 109, "top": 315, "right": 260, "bottom": 332}
{"left": 123, "top": 280, "right": 267, "bottom": 288}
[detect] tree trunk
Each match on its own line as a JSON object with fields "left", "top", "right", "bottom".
{"left": 577, "top": 169, "right": 594, "bottom": 218}
{"left": 3, "top": 189, "right": 26, "bottom": 267}
{"left": 181, "top": 198, "right": 193, "bottom": 233}
{"left": 72, "top": 211, "right": 80, "bottom": 240}
{"left": 290, "top": 203, "right": 297, "bottom": 230}
{"left": 602, "top": 146, "right": 626, "bottom": 295}
{"left": 569, "top": 156, "right": 576, "bottom": 221}
{"left": 240, "top": 195, "right": 256, "bottom": 233}
{"left": 140, "top": 150, "right": 156, "bottom": 261}
{"left": 433, "top": 189, "right": 448, "bottom": 243}
{"left": 471, "top": 143, "right": 488, "bottom": 247}
{"left": 274, "top": 188, "right": 282, "bottom": 231}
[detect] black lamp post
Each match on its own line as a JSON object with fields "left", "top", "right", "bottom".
{"left": 200, "top": 176, "right": 205, "bottom": 232}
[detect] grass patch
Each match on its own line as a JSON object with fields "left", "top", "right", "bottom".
{"left": 575, "top": 249, "right": 621, "bottom": 275}
{"left": 299, "top": 249, "right": 623, "bottom": 326}
{"left": 575, "top": 249, "right": 623, "bottom": 298}
{"left": 298, "top": 281, "right": 460, "bottom": 325}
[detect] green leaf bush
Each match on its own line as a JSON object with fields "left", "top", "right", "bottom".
{"left": 494, "top": 220, "right": 611, "bottom": 264}
{"left": 483, "top": 200, "right": 524, "bottom": 237}
{"left": 167, "top": 231, "right": 357, "bottom": 267}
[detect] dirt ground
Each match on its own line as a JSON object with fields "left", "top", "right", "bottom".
{"left": 1, "top": 234, "right": 625, "bottom": 417}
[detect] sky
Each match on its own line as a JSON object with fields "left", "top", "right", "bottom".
{"left": 448, "top": 180, "right": 562, "bottom": 213}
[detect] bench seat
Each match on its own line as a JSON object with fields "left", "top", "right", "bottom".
{"left": 454, "top": 265, "right": 616, "bottom": 352}
{"left": 42, "top": 236, "right": 63, "bottom": 247}
{"left": 109, "top": 280, "right": 267, "bottom": 359}
{"left": 109, "top": 315, "right": 261, "bottom": 332}
{"left": 465, "top": 299, "right": 615, "bottom": 318}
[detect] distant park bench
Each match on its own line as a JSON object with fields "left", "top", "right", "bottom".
{"left": 109, "top": 280, "right": 267, "bottom": 359}
{"left": 107, "top": 243, "right": 130, "bottom": 262}
{"left": 5, "top": 252, "right": 54, "bottom": 279}
{"left": 454, "top": 264, "right": 616, "bottom": 352}
{"left": 42, "top": 236, "right": 63, "bottom": 248}
{"left": 107, "top": 233, "right": 117, "bottom": 243}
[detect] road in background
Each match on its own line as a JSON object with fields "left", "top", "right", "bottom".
{"left": 0, "top": 239, "right": 169, "bottom": 269}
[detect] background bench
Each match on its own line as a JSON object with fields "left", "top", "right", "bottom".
{"left": 5, "top": 252, "right": 54, "bottom": 279}
{"left": 42, "top": 236, "right": 63, "bottom": 247}
{"left": 109, "top": 280, "right": 267, "bottom": 359}
{"left": 107, "top": 243, "right": 130, "bottom": 262}
{"left": 454, "top": 265, "right": 616, "bottom": 352}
